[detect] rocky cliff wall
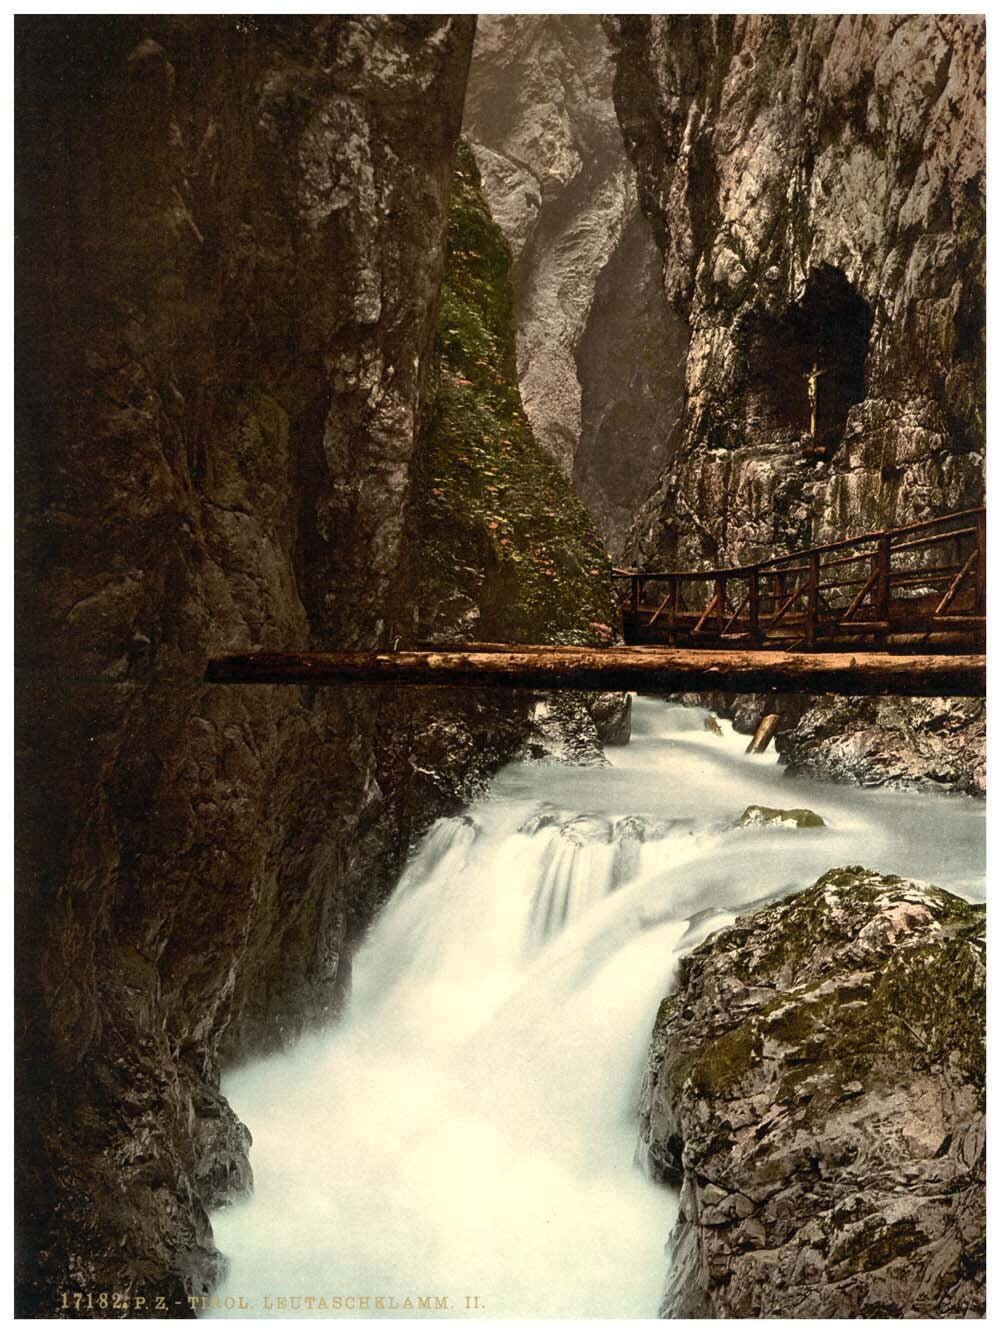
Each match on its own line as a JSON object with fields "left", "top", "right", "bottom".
{"left": 608, "top": 14, "right": 984, "bottom": 569}
{"left": 463, "top": 15, "right": 686, "bottom": 557}
{"left": 15, "top": 14, "right": 477, "bottom": 1314}
{"left": 606, "top": 15, "right": 985, "bottom": 794}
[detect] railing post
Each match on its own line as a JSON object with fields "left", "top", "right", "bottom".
{"left": 668, "top": 574, "right": 678, "bottom": 630}
{"left": 976, "top": 510, "right": 986, "bottom": 614}
{"left": 716, "top": 575, "right": 726, "bottom": 635}
{"left": 630, "top": 576, "right": 640, "bottom": 617}
{"left": 749, "top": 566, "right": 760, "bottom": 644}
{"left": 876, "top": 534, "right": 891, "bottom": 626}
{"left": 806, "top": 553, "right": 820, "bottom": 646}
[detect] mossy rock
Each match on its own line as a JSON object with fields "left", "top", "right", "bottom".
{"left": 411, "top": 140, "right": 618, "bottom": 644}
{"left": 740, "top": 804, "right": 825, "bottom": 828}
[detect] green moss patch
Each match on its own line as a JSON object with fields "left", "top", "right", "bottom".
{"left": 412, "top": 141, "right": 618, "bottom": 644}
{"left": 740, "top": 805, "right": 826, "bottom": 828}
{"left": 689, "top": 1023, "right": 762, "bottom": 1098}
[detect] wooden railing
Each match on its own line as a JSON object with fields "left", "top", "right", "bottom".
{"left": 615, "top": 507, "right": 985, "bottom": 653}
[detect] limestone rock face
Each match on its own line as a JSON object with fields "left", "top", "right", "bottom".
{"left": 16, "top": 14, "right": 475, "bottom": 1313}
{"left": 463, "top": 15, "right": 686, "bottom": 556}
{"left": 776, "top": 695, "right": 986, "bottom": 797}
{"left": 607, "top": 15, "right": 985, "bottom": 795}
{"left": 640, "top": 867, "right": 985, "bottom": 1318}
{"left": 608, "top": 14, "right": 984, "bottom": 569}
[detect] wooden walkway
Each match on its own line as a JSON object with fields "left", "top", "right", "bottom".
{"left": 205, "top": 508, "right": 985, "bottom": 697}
{"left": 616, "top": 506, "right": 985, "bottom": 653}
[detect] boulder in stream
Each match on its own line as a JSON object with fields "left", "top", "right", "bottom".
{"left": 740, "top": 804, "right": 825, "bottom": 828}
{"left": 639, "top": 866, "right": 985, "bottom": 1318}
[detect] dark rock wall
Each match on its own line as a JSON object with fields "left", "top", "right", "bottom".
{"left": 463, "top": 15, "right": 686, "bottom": 558}
{"left": 640, "top": 868, "right": 985, "bottom": 1317}
{"left": 608, "top": 14, "right": 984, "bottom": 569}
{"left": 15, "top": 14, "right": 476, "bottom": 1314}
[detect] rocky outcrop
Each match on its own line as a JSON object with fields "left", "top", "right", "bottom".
{"left": 777, "top": 696, "right": 986, "bottom": 797}
{"left": 586, "top": 691, "right": 632, "bottom": 746}
{"left": 15, "top": 14, "right": 476, "bottom": 1315}
{"left": 640, "top": 867, "right": 985, "bottom": 1318}
{"left": 400, "top": 139, "right": 625, "bottom": 771}
{"left": 689, "top": 688, "right": 986, "bottom": 798}
{"left": 738, "top": 804, "right": 824, "bottom": 828}
{"left": 608, "top": 14, "right": 984, "bottom": 569}
{"left": 463, "top": 15, "right": 685, "bottom": 556}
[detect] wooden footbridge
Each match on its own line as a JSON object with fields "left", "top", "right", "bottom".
{"left": 617, "top": 506, "right": 985, "bottom": 653}
{"left": 206, "top": 507, "right": 985, "bottom": 697}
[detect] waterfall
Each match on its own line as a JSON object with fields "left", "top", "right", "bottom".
{"left": 206, "top": 698, "right": 985, "bottom": 1319}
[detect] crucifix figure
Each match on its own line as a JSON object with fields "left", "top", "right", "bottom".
{"left": 803, "top": 360, "right": 827, "bottom": 439}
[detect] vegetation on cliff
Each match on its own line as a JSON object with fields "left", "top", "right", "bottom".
{"left": 412, "top": 141, "right": 618, "bottom": 645}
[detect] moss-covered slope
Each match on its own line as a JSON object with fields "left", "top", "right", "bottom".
{"left": 413, "top": 142, "right": 618, "bottom": 645}
{"left": 640, "top": 867, "right": 985, "bottom": 1318}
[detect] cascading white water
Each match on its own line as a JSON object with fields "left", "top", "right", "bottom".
{"left": 205, "top": 697, "right": 985, "bottom": 1319}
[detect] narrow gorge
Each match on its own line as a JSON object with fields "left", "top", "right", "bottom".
{"left": 15, "top": 13, "right": 985, "bottom": 1321}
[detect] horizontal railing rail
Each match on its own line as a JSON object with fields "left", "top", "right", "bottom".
{"left": 616, "top": 507, "right": 985, "bottom": 653}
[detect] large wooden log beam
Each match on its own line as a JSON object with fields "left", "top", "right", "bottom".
{"left": 205, "top": 648, "right": 986, "bottom": 697}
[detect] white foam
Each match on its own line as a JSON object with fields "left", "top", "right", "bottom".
{"left": 206, "top": 695, "right": 984, "bottom": 1318}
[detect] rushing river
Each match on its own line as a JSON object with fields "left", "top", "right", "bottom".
{"left": 206, "top": 696, "right": 985, "bottom": 1319}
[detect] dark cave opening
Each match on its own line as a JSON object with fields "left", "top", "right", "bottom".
{"left": 743, "top": 265, "right": 872, "bottom": 448}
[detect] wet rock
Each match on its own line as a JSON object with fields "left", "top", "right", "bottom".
{"left": 613, "top": 814, "right": 677, "bottom": 844}
{"left": 559, "top": 814, "right": 613, "bottom": 846}
{"left": 777, "top": 696, "right": 986, "bottom": 798}
{"left": 587, "top": 692, "right": 632, "bottom": 746}
{"left": 190, "top": 1083, "right": 254, "bottom": 1212}
{"left": 611, "top": 814, "right": 680, "bottom": 888}
{"left": 639, "top": 867, "right": 985, "bottom": 1317}
{"left": 740, "top": 804, "right": 825, "bottom": 829}
{"left": 521, "top": 693, "right": 610, "bottom": 767}
{"left": 518, "top": 804, "right": 564, "bottom": 837}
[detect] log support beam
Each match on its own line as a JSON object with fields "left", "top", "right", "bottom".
{"left": 205, "top": 648, "right": 986, "bottom": 697}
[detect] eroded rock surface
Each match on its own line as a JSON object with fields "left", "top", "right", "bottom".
{"left": 463, "top": 15, "right": 685, "bottom": 556}
{"left": 607, "top": 15, "right": 985, "bottom": 794}
{"left": 776, "top": 695, "right": 986, "bottom": 797}
{"left": 608, "top": 14, "right": 984, "bottom": 570}
{"left": 16, "top": 14, "right": 476, "bottom": 1314}
{"left": 690, "top": 689, "right": 986, "bottom": 798}
{"left": 640, "top": 867, "right": 985, "bottom": 1317}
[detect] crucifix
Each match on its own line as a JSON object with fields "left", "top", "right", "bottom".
{"left": 803, "top": 360, "right": 827, "bottom": 439}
